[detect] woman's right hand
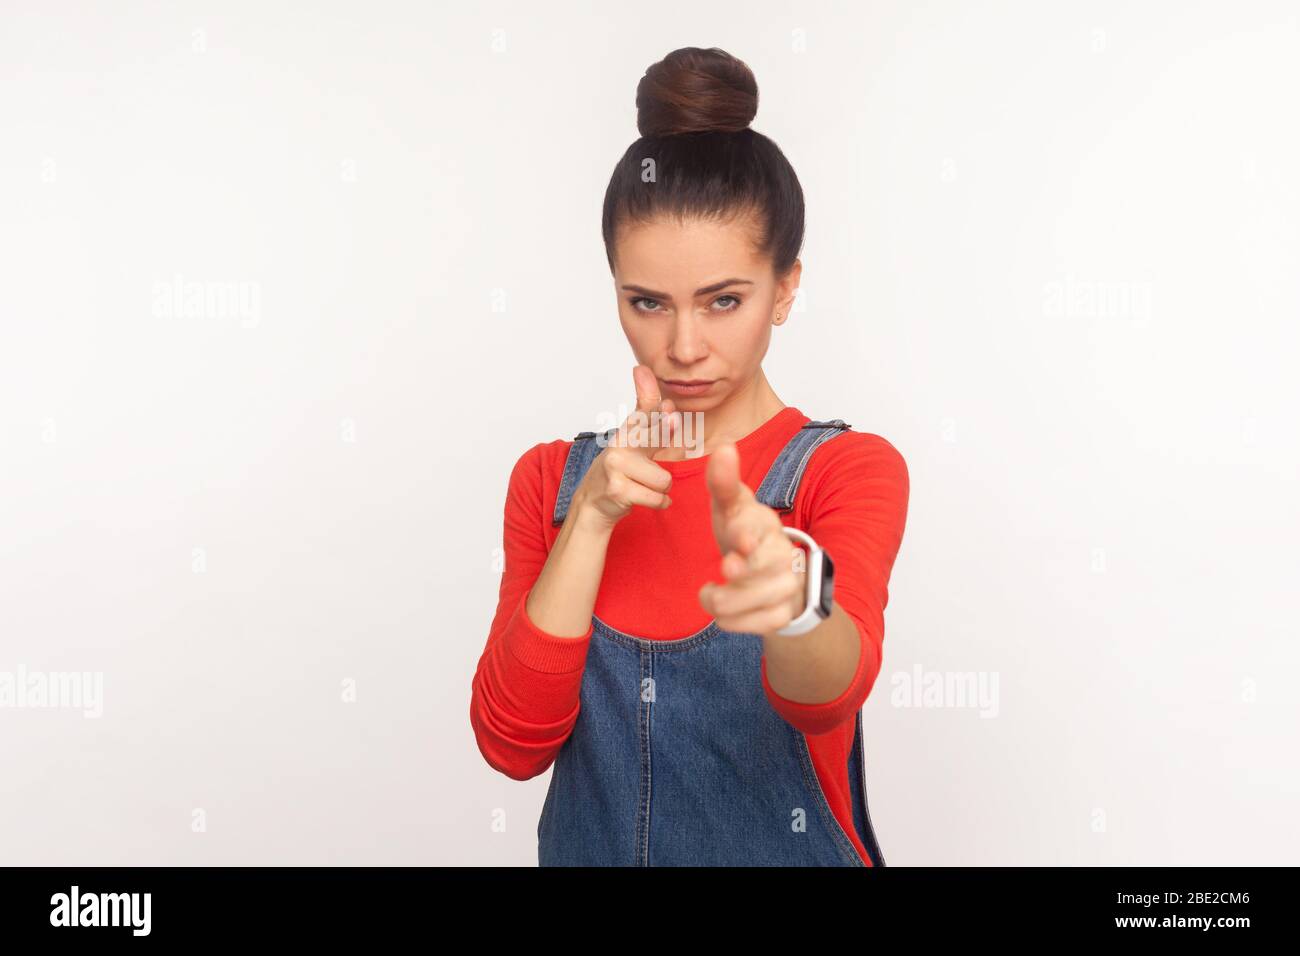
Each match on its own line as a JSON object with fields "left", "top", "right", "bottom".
{"left": 573, "top": 365, "right": 680, "bottom": 533}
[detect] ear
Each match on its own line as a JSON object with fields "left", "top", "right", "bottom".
{"left": 773, "top": 258, "right": 802, "bottom": 324}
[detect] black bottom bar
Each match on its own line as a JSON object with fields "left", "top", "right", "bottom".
{"left": 0, "top": 865, "right": 1288, "bottom": 943}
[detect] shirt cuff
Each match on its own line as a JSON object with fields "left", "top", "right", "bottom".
{"left": 502, "top": 585, "right": 593, "bottom": 674}
{"left": 760, "top": 632, "right": 872, "bottom": 735}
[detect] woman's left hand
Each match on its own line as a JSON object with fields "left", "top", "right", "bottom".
{"left": 698, "top": 442, "right": 805, "bottom": 637}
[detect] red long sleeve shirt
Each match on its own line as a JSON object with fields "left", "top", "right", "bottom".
{"left": 470, "top": 405, "right": 909, "bottom": 865}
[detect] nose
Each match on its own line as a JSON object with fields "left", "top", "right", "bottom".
{"left": 667, "top": 312, "right": 709, "bottom": 367}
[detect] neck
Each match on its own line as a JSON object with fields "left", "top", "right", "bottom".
{"left": 690, "top": 370, "right": 785, "bottom": 456}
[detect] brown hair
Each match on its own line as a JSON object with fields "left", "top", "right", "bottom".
{"left": 601, "top": 47, "right": 805, "bottom": 278}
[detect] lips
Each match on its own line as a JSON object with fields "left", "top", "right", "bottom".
{"left": 662, "top": 379, "right": 716, "bottom": 395}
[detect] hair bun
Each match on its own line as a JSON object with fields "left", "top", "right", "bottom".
{"left": 635, "top": 47, "right": 758, "bottom": 137}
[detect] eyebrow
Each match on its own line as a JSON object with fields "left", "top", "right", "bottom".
{"left": 619, "top": 278, "right": 754, "bottom": 300}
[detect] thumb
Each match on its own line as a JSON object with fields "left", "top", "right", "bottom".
{"left": 615, "top": 364, "right": 673, "bottom": 455}
{"left": 632, "top": 364, "right": 662, "bottom": 413}
{"left": 706, "top": 442, "right": 749, "bottom": 515}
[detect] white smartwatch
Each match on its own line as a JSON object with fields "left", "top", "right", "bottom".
{"left": 776, "top": 527, "right": 835, "bottom": 637}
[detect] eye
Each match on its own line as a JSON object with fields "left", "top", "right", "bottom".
{"left": 629, "top": 296, "right": 663, "bottom": 313}
{"left": 713, "top": 294, "right": 742, "bottom": 311}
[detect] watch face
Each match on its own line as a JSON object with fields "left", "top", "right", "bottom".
{"left": 818, "top": 551, "right": 835, "bottom": 616}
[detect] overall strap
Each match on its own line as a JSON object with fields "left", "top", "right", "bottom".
{"left": 550, "top": 418, "right": 852, "bottom": 527}
{"left": 753, "top": 419, "right": 852, "bottom": 514}
{"left": 552, "top": 427, "right": 618, "bottom": 527}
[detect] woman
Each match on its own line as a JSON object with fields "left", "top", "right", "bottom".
{"left": 470, "top": 47, "right": 909, "bottom": 866}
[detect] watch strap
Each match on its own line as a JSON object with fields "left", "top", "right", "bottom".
{"left": 776, "top": 527, "right": 828, "bottom": 637}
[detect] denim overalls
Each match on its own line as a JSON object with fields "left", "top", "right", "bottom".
{"left": 537, "top": 418, "right": 887, "bottom": 867}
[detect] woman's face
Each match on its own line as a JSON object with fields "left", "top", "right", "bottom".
{"left": 611, "top": 212, "right": 801, "bottom": 409}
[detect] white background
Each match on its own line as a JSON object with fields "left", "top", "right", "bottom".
{"left": 1, "top": 0, "right": 1296, "bottom": 865}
